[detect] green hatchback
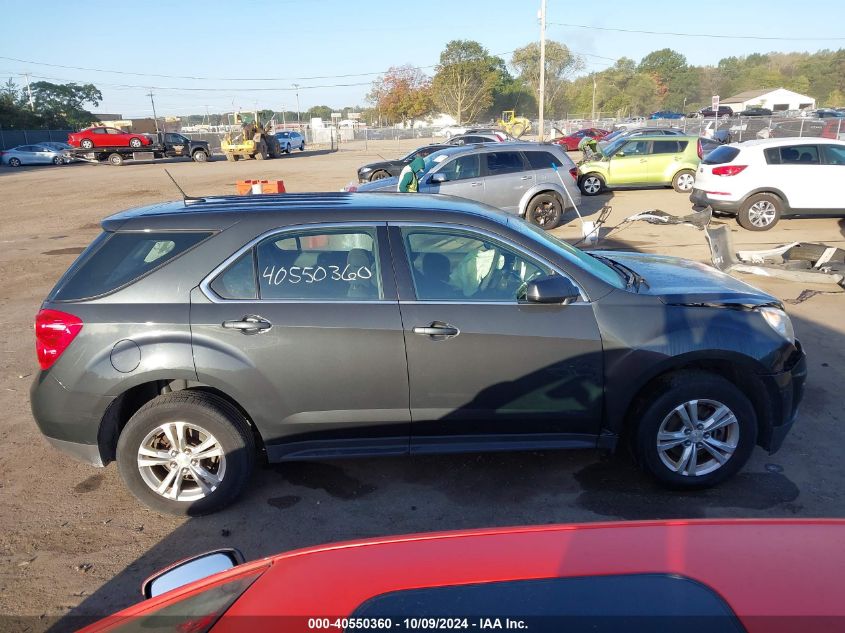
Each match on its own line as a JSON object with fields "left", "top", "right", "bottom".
{"left": 578, "top": 135, "right": 703, "bottom": 196}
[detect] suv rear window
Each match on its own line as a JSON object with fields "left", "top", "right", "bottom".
{"left": 525, "top": 151, "right": 562, "bottom": 170}
{"left": 50, "top": 231, "right": 212, "bottom": 301}
{"left": 702, "top": 146, "right": 741, "bottom": 165}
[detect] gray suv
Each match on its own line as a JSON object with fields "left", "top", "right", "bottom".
{"left": 355, "top": 143, "right": 581, "bottom": 230}
{"left": 31, "top": 193, "right": 806, "bottom": 515}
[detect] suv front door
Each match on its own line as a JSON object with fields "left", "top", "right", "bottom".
{"left": 191, "top": 224, "right": 411, "bottom": 460}
{"left": 423, "top": 153, "right": 484, "bottom": 200}
{"left": 608, "top": 140, "right": 650, "bottom": 184}
{"left": 388, "top": 224, "right": 604, "bottom": 451}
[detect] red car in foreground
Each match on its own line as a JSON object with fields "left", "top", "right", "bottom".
{"left": 80, "top": 519, "right": 845, "bottom": 633}
{"left": 554, "top": 128, "right": 610, "bottom": 151}
{"left": 68, "top": 127, "right": 152, "bottom": 149}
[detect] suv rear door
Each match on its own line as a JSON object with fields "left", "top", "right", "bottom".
{"left": 479, "top": 150, "right": 534, "bottom": 212}
{"left": 191, "top": 224, "right": 411, "bottom": 460}
{"left": 648, "top": 139, "right": 689, "bottom": 183}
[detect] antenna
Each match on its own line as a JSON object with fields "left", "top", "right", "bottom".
{"left": 164, "top": 169, "right": 206, "bottom": 203}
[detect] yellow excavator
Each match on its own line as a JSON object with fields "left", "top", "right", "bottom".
{"left": 222, "top": 111, "right": 282, "bottom": 161}
{"left": 498, "top": 110, "right": 532, "bottom": 138}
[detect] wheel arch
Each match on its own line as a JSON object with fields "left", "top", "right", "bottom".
{"left": 740, "top": 187, "right": 791, "bottom": 211}
{"left": 609, "top": 351, "right": 776, "bottom": 448}
{"left": 97, "top": 379, "right": 264, "bottom": 464}
{"left": 518, "top": 185, "right": 568, "bottom": 217}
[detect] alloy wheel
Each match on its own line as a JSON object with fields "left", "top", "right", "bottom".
{"left": 656, "top": 399, "right": 739, "bottom": 477}
{"left": 583, "top": 176, "right": 601, "bottom": 194}
{"left": 747, "top": 201, "right": 777, "bottom": 228}
{"left": 137, "top": 421, "right": 226, "bottom": 502}
{"left": 676, "top": 173, "right": 695, "bottom": 191}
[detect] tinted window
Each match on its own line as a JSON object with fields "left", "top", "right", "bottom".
{"left": 106, "top": 128, "right": 123, "bottom": 135}
{"left": 255, "top": 229, "right": 381, "bottom": 300}
{"left": 351, "top": 574, "right": 745, "bottom": 632}
{"left": 402, "top": 228, "right": 550, "bottom": 302}
{"left": 51, "top": 232, "right": 212, "bottom": 301}
{"left": 436, "top": 154, "right": 480, "bottom": 181}
{"left": 822, "top": 144, "right": 845, "bottom": 165}
{"left": 764, "top": 145, "right": 820, "bottom": 165}
{"left": 651, "top": 140, "right": 683, "bottom": 154}
{"left": 618, "top": 140, "right": 649, "bottom": 156}
{"left": 485, "top": 151, "right": 525, "bottom": 175}
{"left": 210, "top": 251, "right": 257, "bottom": 300}
{"left": 702, "top": 146, "right": 741, "bottom": 165}
{"left": 525, "top": 151, "right": 562, "bottom": 170}
{"left": 93, "top": 128, "right": 107, "bottom": 134}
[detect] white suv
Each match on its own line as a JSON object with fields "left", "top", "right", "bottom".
{"left": 690, "top": 138, "right": 845, "bottom": 230}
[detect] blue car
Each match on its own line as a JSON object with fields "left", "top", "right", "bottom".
{"left": 649, "top": 111, "right": 684, "bottom": 120}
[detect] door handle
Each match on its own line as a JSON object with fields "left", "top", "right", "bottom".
{"left": 222, "top": 315, "right": 272, "bottom": 333}
{"left": 470, "top": 182, "right": 482, "bottom": 187}
{"left": 413, "top": 322, "right": 460, "bottom": 338}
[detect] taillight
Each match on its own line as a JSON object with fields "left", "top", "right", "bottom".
{"left": 35, "top": 309, "right": 82, "bottom": 370}
{"left": 712, "top": 165, "right": 748, "bottom": 176}
{"left": 697, "top": 139, "right": 703, "bottom": 159}
{"left": 569, "top": 167, "right": 578, "bottom": 180}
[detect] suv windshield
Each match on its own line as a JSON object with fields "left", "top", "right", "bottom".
{"left": 507, "top": 217, "right": 625, "bottom": 290}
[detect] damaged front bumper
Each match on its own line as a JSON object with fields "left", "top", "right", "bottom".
{"left": 761, "top": 341, "right": 807, "bottom": 454}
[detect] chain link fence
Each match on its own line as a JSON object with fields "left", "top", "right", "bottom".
{"left": 0, "top": 128, "right": 73, "bottom": 150}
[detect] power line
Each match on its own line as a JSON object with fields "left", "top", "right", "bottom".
{"left": 548, "top": 22, "right": 845, "bottom": 41}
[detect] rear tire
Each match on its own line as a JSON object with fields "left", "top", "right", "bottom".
{"left": 579, "top": 173, "right": 604, "bottom": 196}
{"left": 8, "top": 157, "right": 21, "bottom": 167}
{"left": 525, "top": 193, "right": 563, "bottom": 230}
{"left": 80, "top": 139, "right": 94, "bottom": 149}
{"left": 672, "top": 169, "right": 696, "bottom": 193}
{"left": 299, "top": 141, "right": 305, "bottom": 151}
{"left": 108, "top": 152, "right": 124, "bottom": 166}
{"left": 117, "top": 391, "right": 256, "bottom": 516}
{"left": 52, "top": 156, "right": 62, "bottom": 165}
{"left": 634, "top": 370, "right": 757, "bottom": 489}
{"left": 737, "top": 193, "right": 782, "bottom": 231}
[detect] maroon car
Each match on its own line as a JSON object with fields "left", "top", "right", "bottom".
{"left": 554, "top": 128, "right": 610, "bottom": 151}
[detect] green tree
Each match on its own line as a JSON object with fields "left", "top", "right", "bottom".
{"left": 30, "top": 81, "right": 101, "bottom": 128}
{"left": 431, "top": 40, "right": 500, "bottom": 124}
{"left": 305, "top": 105, "right": 333, "bottom": 121}
{"left": 511, "top": 40, "right": 584, "bottom": 117}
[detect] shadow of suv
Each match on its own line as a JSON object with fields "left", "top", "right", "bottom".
{"left": 31, "top": 193, "right": 806, "bottom": 514}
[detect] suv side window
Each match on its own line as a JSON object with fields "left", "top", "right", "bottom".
{"left": 525, "top": 151, "right": 561, "bottom": 170}
{"left": 436, "top": 154, "right": 480, "bottom": 181}
{"left": 618, "top": 140, "right": 649, "bottom": 156}
{"left": 401, "top": 228, "right": 551, "bottom": 302}
{"left": 822, "top": 144, "right": 845, "bottom": 165}
{"left": 254, "top": 229, "right": 381, "bottom": 300}
{"left": 651, "top": 140, "right": 687, "bottom": 154}
{"left": 765, "top": 145, "right": 820, "bottom": 164}
{"left": 484, "top": 151, "right": 526, "bottom": 175}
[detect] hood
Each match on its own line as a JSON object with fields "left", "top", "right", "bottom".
{"left": 355, "top": 176, "right": 399, "bottom": 192}
{"left": 593, "top": 251, "right": 779, "bottom": 307}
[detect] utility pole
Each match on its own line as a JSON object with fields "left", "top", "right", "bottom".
{"left": 538, "top": 0, "right": 546, "bottom": 141}
{"left": 23, "top": 72, "right": 34, "bottom": 111}
{"left": 281, "top": 105, "right": 286, "bottom": 129}
{"left": 148, "top": 90, "right": 160, "bottom": 134}
{"left": 293, "top": 84, "right": 301, "bottom": 128}
{"left": 591, "top": 74, "right": 597, "bottom": 122}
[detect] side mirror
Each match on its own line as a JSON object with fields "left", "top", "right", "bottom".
{"left": 429, "top": 172, "right": 447, "bottom": 184}
{"left": 142, "top": 549, "right": 244, "bottom": 599}
{"left": 521, "top": 275, "right": 581, "bottom": 305}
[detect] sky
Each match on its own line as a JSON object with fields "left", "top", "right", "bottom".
{"left": 1, "top": 0, "right": 844, "bottom": 118}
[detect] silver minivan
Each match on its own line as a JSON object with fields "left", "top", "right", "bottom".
{"left": 355, "top": 143, "right": 582, "bottom": 229}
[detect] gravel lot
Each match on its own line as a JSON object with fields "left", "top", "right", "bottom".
{"left": 1, "top": 140, "right": 843, "bottom": 632}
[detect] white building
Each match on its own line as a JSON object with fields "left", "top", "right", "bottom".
{"left": 721, "top": 88, "right": 816, "bottom": 113}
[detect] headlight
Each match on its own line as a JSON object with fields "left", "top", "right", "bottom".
{"left": 360, "top": 166, "right": 372, "bottom": 173}
{"left": 759, "top": 306, "right": 795, "bottom": 343}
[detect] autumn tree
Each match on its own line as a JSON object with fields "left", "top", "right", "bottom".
{"left": 431, "top": 40, "right": 500, "bottom": 124}
{"left": 368, "top": 65, "right": 433, "bottom": 126}
{"left": 511, "top": 40, "right": 584, "bottom": 118}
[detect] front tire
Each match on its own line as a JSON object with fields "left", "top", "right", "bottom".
{"left": 192, "top": 150, "right": 208, "bottom": 162}
{"left": 672, "top": 169, "right": 696, "bottom": 193}
{"left": 284, "top": 143, "right": 291, "bottom": 154}
{"left": 525, "top": 192, "right": 563, "bottom": 229}
{"left": 129, "top": 137, "right": 143, "bottom": 148}
{"left": 369, "top": 169, "right": 390, "bottom": 181}
{"left": 634, "top": 371, "right": 757, "bottom": 489}
{"left": 117, "top": 391, "right": 255, "bottom": 516}
{"left": 299, "top": 141, "right": 305, "bottom": 151}
{"left": 737, "top": 193, "right": 782, "bottom": 231}
{"left": 579, "top": 173, "right": 604, "bottom": 196}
